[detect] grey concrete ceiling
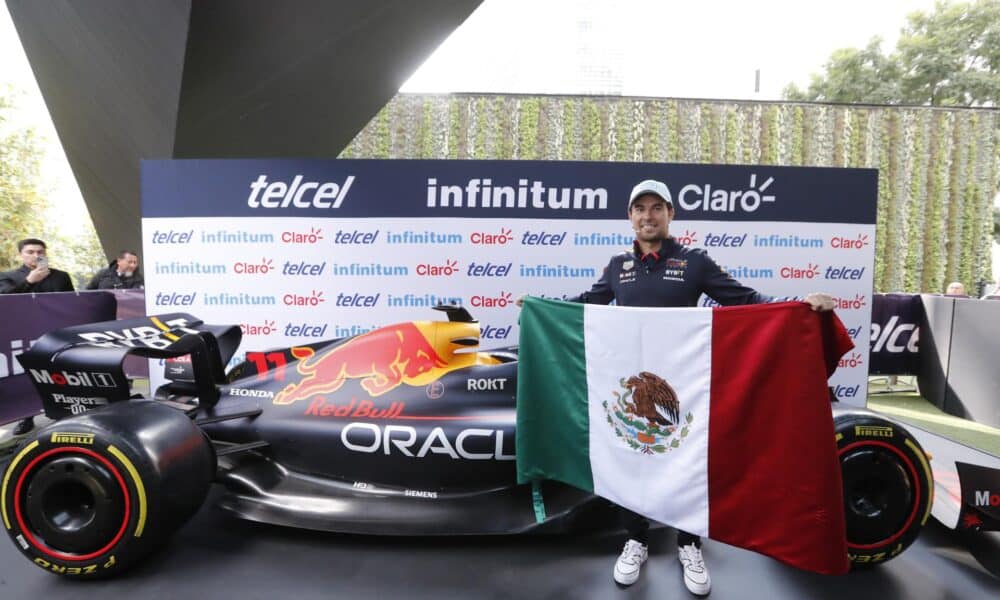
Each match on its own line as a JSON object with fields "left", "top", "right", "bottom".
{"left": 7, "top": 0, "right": 482, "bottom": 258}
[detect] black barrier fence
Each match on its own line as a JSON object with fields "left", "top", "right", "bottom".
{"left": 0, "top": 290, "right": 145, "bottom": 424}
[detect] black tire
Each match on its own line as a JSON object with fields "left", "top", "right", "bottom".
{"left": 1, "top": 401, "right": 215, "bottom": 577}
{"left": 832, "top": 407, "right": 933, "bottom": 569}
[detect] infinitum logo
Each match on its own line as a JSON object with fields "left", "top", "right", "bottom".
{"left": 722, "top": 265, "right": 773, "bottom": 279}
{"left": 573, "top": 232, "right": 634, "bottom": 246}
{"left": 426, "top": 178, "right": 608, "bottom": 210}
{"left": 330, "top": 263, "right": 408, "bottom": 276}
{"left": 247, "top": 175, "right": 354, "bottom": 209}
{"left": 387, "top": 293, "right": 462, "bottom": 307}
{"left": 519, "top": 264, "right": 597, "bottom": 278}
{"left": 678, "top": 174, "right": 775, "bottom": 213}
{"left": 154, "top": 261, "right": 227, "bottom": 275}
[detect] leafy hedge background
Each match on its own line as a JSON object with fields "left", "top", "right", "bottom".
{"left": 340, "top": 95, "right": 1000, "bottom": 294}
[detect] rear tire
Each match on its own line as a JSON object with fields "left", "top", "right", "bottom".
{"left": 832, "top": 408, "right": 933, "bottom": 569}
{"left": 1, "top": 401, "right": 215, "bottom": 577}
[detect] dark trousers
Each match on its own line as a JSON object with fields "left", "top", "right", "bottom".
{"left": 620, "top": 506, "right": 700, "bottom": 548}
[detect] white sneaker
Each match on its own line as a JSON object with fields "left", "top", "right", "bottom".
{"left": 678, "top": 543, "right": 711, "bottom": 595}
{"left": 613, "top": 539, "right": 648, "bottom": 586}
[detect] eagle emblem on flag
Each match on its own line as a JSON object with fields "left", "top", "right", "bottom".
{"left": 604, "top": 371, "right": 694, "bottom": 455}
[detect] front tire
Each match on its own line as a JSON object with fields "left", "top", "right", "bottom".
{"left": 1, "top": 401, "right": 215, "bottom": 577}
{"left": 833, "top": 408, "right": 933, "bottom": 568}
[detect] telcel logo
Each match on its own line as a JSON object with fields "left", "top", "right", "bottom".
{"left": 471, "top": 228, "right": 512, "bottom": 245}
{"left": 334, "top": 229, "right": 379, "bottom": 244}
{"left": 974, "top": 490, "right": 1000, "bottom": 507}
{"left": 521, "top": 231, "right": 566, "bottom": 245}
{"left": 283, "top": 290, "right": 325, "bottom": 306}
{"left": 832, "top": 384, "right": 860, "bottom": 399}
{"left": 870, "top": 316, "right": 918, "bottom": 353}
{"left": 283, "top": 261, "right": 326, "bottom": 276}
{"left": 417, "top": 260, "right": 459, "bottom": 276}
{"left": 234, "top": 258, "right": 274, "bottom": 275}
{"left": 830, "top": 234, "right": 870, "bottom": 249}
{"left": 704, "top": 233, "right": 747, "bottom": 247}
{"left": 779, "top": 263, "right": 820, "bottom": 279}
{"left": 481, "top": 324, "right": 512, "bottom": 340}
{"left": 248, "top": 174, "right": 354, "bottom": 208}
{"left": 467, "top": 262, "right": 511, "bottom": 277}
{"left": 154, "top": 292, "right": 197, "bottom": 306}
{"left": 678, "top": 174, "right": 775, "bottom": 212}
{"left": 674, "top": 230, "right": 698, "bottom": 246}
{"left": 282, "top": 227, "right": 324, "bottom": 244}
{"left": 285, "top": 322, "right": 328, "bottom": 337}
{"left": 470, "top": 292, "right": 513, "bottom": 308}
{"left": 826, "top": 266, "right": 865, "bottom": 280}
{"left": 151, "top": 229, "right": 193, "bottom": 244}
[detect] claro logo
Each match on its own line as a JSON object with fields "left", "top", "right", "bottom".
{"left": 248, "top": 175, "right": 354, "bottom": 209}
{"left": 677, "top": 174, "right": 775, "bottom": 213}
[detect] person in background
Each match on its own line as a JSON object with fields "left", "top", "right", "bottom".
{"left": 86, "top": 250, "right": 144, "bottom": 289}
{"left": 0, "top": 238, "right": 74, "bottom": 294}
{"left": 945, "top": 281, "right": 968, "bottom": 296}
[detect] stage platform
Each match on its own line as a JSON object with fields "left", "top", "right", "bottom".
{"left": 1, "top": 486, "right": 998, "bottom": 600}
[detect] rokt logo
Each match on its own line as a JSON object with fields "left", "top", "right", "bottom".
{"left": 416, "top": 260, "right": 459, "bottom": 276}
{"left": 779, "top": 263, "right": 820, "bottom": 279}
{"left": 470, "top": 292, "right": 514, "bottom": 308}
{"left": 283, "top": 290, "right": 326, "bottom": 307}
{"left": 830, "top": 233, "right": 871, "bottom": 250}
{"left": 678, "top": 174, "right": 775, "bottom": 213}
{"left": 471, "top": 228, "right": 513, "bottom": 245}
{"left": 674, "top": 230, "right": 698, "bottom": 246}
{"left": 234, "top": 258, "right": 275, "bottom": 275}
{"left": 282, "top": 227, "right": 324, "bottom": 244}
{"left": 248, "top": 174, "right": 354, "bottom": 209}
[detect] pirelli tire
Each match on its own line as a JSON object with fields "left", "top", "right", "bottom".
{"left": 832, "top": 407, "right": 933, "bottom": 569}
{"left": 1, "top": 401, "right": 215, "bottom": 578}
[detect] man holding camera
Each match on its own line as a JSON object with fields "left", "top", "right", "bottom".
{"left": 0, "top": 238, "right": 75, "bottom": 294}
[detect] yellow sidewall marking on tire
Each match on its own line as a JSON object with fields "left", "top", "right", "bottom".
{"left": 108, "top": 445, "right": 147, "bottom": 537}
{"left": 904, "top": 438, "right": 934, "bottom": 525}
{"left": 2, "top": 440, "right": 39, "bottom": 530}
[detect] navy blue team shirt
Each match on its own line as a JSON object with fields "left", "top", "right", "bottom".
{"left": 570, "top": 238, "right": 773, "bottom": 307}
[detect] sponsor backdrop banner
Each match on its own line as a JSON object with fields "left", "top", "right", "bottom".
{"left": 870, "top": 293, "right": 922, "bottom": 375}
{"left": 0, "top": 292, "right": 117, "bottom": 423}
{"left": 142, "top": 160, "right": 877, "bottom": 404}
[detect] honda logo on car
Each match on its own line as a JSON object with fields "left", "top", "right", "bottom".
{"left": 30, "top": 369, "right": 117, "bottom": 388}
{"left": 975, "top": 490, "right": 1000, "bottom": 506}
{"left": 341, "top": 423, "right": 514, "bottom": 460}
{"left": 248, "top": 175, "right": 354, "bottom": 209}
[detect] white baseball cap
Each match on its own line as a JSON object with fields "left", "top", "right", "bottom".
{"left": 628, "top": 179, "right": 672, "bottom": 209}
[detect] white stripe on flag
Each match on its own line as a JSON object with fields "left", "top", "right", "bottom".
{"left": 584, "top": 304, "right": 713, "bottom": 536}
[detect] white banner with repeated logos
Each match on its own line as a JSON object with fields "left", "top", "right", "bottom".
{"left": 142, "top": 160, "right": 877, "bottom": 405}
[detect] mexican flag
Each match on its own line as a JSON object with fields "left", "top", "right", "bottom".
{"left": 515, "top": 297, "right": 853, "bottom": 575}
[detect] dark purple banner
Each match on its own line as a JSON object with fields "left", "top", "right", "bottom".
{"left": 0, "top": 292, "right": 117, "bottom": 423}
{"left": 869, "top": 293, "right": 922, "bottom": 375}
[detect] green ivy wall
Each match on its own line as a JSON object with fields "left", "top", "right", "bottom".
{"left": 340, "top": 95, "right": 1000, "bottom": 294}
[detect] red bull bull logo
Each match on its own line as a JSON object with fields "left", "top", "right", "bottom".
{"left": 274, "top": 323, "right": 449, "bottom": 404}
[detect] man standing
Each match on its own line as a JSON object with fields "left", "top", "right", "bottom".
{"left": 86, "top": 250, "right": 144, "bottom": 289}
{"left": 0, "top": 238, "right": 74, "bottom": 294}
{"left": 565, "top": 179, "right": 834, "bottom": 595}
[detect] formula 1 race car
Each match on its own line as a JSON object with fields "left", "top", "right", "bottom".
{"left": 2, "top": 307, "right": 938, "bottom": 577}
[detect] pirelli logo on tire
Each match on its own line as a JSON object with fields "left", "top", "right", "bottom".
{"left": 854, "top": 425, "right": 894, "bottom": 438}
{"left": 50, "top": 432, "right": 95, "bottom": 445}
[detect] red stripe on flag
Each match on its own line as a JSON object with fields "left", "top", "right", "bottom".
{"left": 708, "top": 302, "right": 853, "bottom": 575}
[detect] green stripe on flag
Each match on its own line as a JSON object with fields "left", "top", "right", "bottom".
{"left": 516, "top": 297, "right": 593, "bottom": 491}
